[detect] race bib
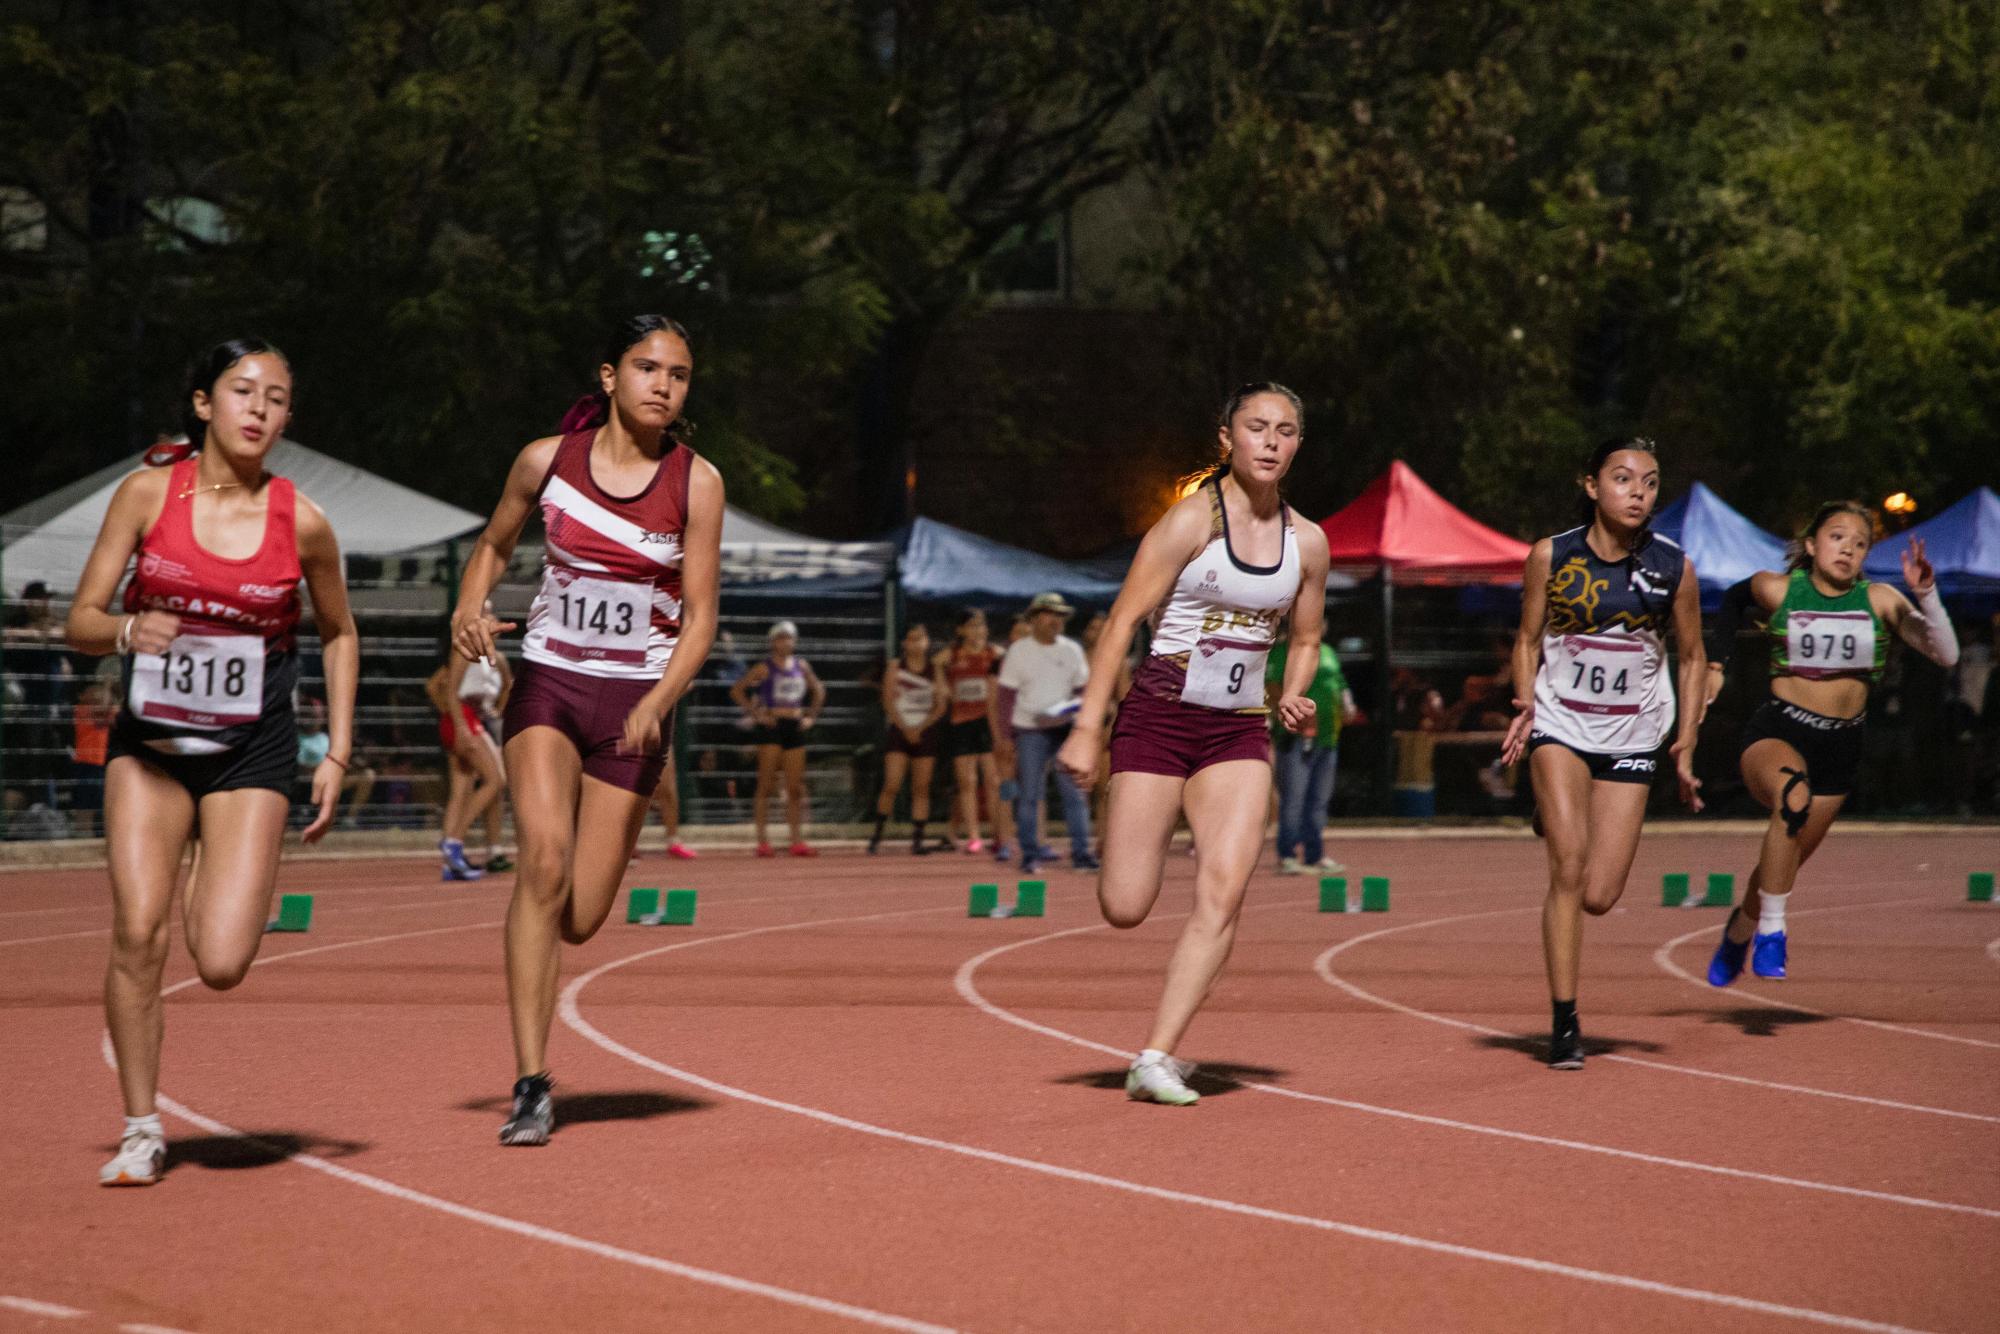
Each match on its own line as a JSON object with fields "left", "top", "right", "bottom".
{"left": 1787, "top": 611, "right": 1873, "bottom": 679}
{"left": 129, "top": 633, "right": 263, "bottom": 730}
{"left": 1182, "top": 636, "right": 1269, "bottom": 711}
{"left": 547, "top": 575, "right": 652, "bottom": 665}
{"left": 952, "top": 677, "right": 990, "bottom": 704}
{"left": 1553, "top": 634, "right": 1644, "bottom": 716}
{"left": 770, "top": 672, "right": 808, "bottom": 707}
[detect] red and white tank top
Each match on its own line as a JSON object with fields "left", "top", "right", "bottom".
{"left": 120, "top": 458, "right": 303, "bottom": 752}
{"left": 946, "top": 645, "right": 999, "bottom": 724}
{"left": 889, "top": 664, "right": 937, "bottom": 730}
{"left": 522, "top": 429, "right": 694, "bottom": 681}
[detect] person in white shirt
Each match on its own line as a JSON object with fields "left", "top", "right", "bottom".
{"left": 995, "top": 592, "right": 1095, "bottom": 872}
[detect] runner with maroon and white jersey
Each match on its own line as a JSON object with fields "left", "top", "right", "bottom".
{"left": 452, "top": 314, "right": 723, "bottom": 1147}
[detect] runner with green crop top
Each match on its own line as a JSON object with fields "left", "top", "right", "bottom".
{"left": 1267, "top": 641, "right": 1355, "bottom": 873}
{"left": 1701, "top": 500, "right": 1958, "bottom": 986}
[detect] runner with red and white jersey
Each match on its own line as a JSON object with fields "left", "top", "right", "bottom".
{"left": 452, "top": 315, "right": 723, "bottom": 1147}
{"left": 64, "top": 338, "right": 360, "bottom": 1186}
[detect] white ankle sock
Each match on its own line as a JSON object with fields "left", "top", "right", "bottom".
{"left": 1757, "top": 892, "right": 1789, "bottom": 935}
{"left": 124, "top": 1113, "right": 163, "bottom": 1139}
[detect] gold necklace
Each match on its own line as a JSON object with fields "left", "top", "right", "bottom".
{"left": 178, "top": 478, "right": 259, "bottom": 500}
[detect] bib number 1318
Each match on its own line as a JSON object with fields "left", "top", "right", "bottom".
{"left": 129, "top": 633, "right": 264, "bottom": 729}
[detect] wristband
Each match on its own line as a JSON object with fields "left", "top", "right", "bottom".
{"left": 326, "top": 755, "right": 349, "bottom": 771}
{"left": 115, "top": 615, "right": 135, "bottom": 655}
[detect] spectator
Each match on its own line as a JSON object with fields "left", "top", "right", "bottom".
{"left": 1268, "top": 637, "right": 1358, "bottom": 874}
{"left": 5, "top": 580, "right": 74, "bottom": 814}
{"left": 69, "top": 675, "right": 117, "bottom": 835}
{"left": 296, "top": 694, "right": 377, "bottom": 826}
{"left": 994, "top": 592, "right": 1095, "bottom": 873}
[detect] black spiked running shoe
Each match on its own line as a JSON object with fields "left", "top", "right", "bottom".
{"left": 1547, "top": 1019, "right": 1585, "bottom": 1071}
{"left": 499, "top": 1073, "right": 554, "bottom": 1146}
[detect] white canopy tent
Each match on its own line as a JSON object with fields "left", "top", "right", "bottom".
{"left": 3, "top": 442, "right": 894, "bottom": 596}
{"left": 1, "top": 440, "right": 488, "bottom": 598}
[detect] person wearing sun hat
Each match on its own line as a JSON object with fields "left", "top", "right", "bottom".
{"left": 994, "top": 592, "right": 1096, "bottom": 873}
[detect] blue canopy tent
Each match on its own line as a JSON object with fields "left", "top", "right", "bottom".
{"left": 898, "top": 517, "right": 1125, "bottom": 606}
{"left": 1652, "top": 482, "right": 1789, "bottom": 608}
{"left": 1864, "top": 487, "right": 2000, "bottom": 603}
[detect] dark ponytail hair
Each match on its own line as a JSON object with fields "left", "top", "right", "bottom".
{"left": 1574, "top": 435, "right": 1659, "bottom": 529}
{"left": 1179, "top": 381, "right": 1305, "bottom": 494}
{"left": 1785, "top": 500, "right": 1873, "bottom": 572}
{"left": 559, "top": 313, "right": 694, "bottom": 436}
{"left": 179, "top": 337, "right": 289, "bottom": 451}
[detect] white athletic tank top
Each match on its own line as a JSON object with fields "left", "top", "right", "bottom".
{"left": 1146, "top": 479, "right": 1301, "bottom": 712}
{"left": 890, "top": 665, "right": 936, "bottom": 729}
{"left": 458, "top": 657, "right": 503, "bottom": 706}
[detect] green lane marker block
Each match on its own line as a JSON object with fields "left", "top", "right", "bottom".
{"left": 1318, "top": 877, "right": 1349, "bottom": 913}
{"left": 627, "top": 888, "right": 661, "bottom": 923}
{"left": 662, "top": 889, "right": 698, "bottom": 925}
{"left": 968, "top": 884, "right": 999, "bottom": 917}
{"left": 266, "top": 894, "right": 313, "bottom": 933}
{"left": 1970, "top": 872, "right": 1995, "bottom": 903}
{"left": 1014, "top": 881, "right": 1046, "bottom": 918}
{"left": 1361, "top": 877, "right": 1390, "bottom": 913}
{"left": 1703, "top": 873, "right": 1735, "bottom": 908}
{"left": 1662, "top": 873, "right": 1690, "bottom": 907}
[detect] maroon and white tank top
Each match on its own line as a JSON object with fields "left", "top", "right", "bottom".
{"left": 522, "top": 429, "right": 694, "bottom": 680}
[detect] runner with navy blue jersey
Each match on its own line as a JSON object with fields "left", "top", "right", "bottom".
{"left": 1501, "top": 437, "right": 1707, "bottom": 1070}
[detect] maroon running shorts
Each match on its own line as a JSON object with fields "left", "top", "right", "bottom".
{"left": 1108, "top": 655, "right": 1271, "bottom": 780}
{"left": 502, "top": 659, "right": 672, "bottom": 795}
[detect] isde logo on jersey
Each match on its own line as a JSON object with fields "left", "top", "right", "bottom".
{"left": 238, "top": 582, "right": 289, "bottom": 600}
{"left": 639, "top": 530, "right": 676, "bottom": 545}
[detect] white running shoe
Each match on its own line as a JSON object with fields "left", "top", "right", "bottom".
{"left": 99, "top": 1129, "right": 166, "bottom": 1186}
{"left": 1277, "top": 857, "right": 1305, "bottom": 875}
{"left": 1316, "top": 857, "right": 1346, "bottom": 874}
{"left": 1126, "top": 1052, "right": 1200, "bottom": 1106}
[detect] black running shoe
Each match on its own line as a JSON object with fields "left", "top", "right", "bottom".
{"left": 1547, "top": 1021, "right": 1584, "bottom": 1071}
{"left": 483, "top": 854, "right": 514, "bottom": 873}
{"left": 499, "top": 1073, "right": 554, "bottom": 1146}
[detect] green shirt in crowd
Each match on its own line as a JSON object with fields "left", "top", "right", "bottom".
{"left": 1267, "top": 641, "right": 1347, "bottom": 748}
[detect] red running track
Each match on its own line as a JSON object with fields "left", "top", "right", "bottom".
{"left": 2, "top": 832, "right": 1996, "bottom": 1332}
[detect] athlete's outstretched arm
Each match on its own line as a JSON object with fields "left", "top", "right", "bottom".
{"left": 451, "top": 437, "right": 560, "bottom": 663}
{"left": 1880, "top": 537, "right": 1959, "bottom": 668}
{"left": 1052, "top": 496, "right": 1207, "bottom": 784}
{"left": 619, "top": 455, "right": 723, "bottom": 757}
{"left": 1275, "top": 523, "right": 1331, "bottom": 734}
{"left": 1667, "top": 554, "right": 1706, "bottom": 812}
{"left": 1500, "top": 538, "right": 1553, "bottom": 766}
{"left": 298, "top": 495, "right": 360, "bottom": 842}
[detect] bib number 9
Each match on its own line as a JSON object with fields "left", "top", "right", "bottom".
{"left": 1182, "top": 637, "right": 1269, "bottom": 712}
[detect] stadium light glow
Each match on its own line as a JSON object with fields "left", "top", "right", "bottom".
{"left": 1883, "top": 491, "right": 1917, "bottom": 515}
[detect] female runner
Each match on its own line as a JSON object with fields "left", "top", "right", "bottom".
{"left": 66, "top": 338, "right": 359, "bottom": 1184}
{"left": 1055, "top": 383, "right": 1328, "bottom": 1106}
{"left": 457, "top": 632, "right": 515, "bottom": 871}
{"left": 868, "top": 624, "right": 947, "bottom": 854}
{"left": 938, "top": 608, "right": 1015, "bottom": 860}
{"left": 1702, "top": 505, "right": 1956, "bottom": 985}
{"left": 426, "top": 656, "right": 501, "bottom": 880}
{"left": 731, "top": 622, "right": 825, "bottom": 857}
{"left": 1500, "top": 437, "right": 1706, "bottom": 1070}
{"left": 452, "top": 314, "right": 722, "bottom": 1145}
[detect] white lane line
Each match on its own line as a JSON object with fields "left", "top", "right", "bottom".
{"left": 0, "top": 895, "right": 492, "bottom": 951}
{"left": 1653, "top": 913, "right": 2000, "bottom": 1050}
{"left": 0, "top": 1295, "right": 86, "bottom": 1318}
{"left": 119, "top": 1324, "right": 201, "bottom": 1334}
{"left": 130, "top": 895, "right": 954, "bottom": 1334}
{"left": 1315, "top": 907, "right": 2000, "bottom": 1125}
{"left": 952, "top": 922, "right": 2000, "bottom": 1220}
{"left": 1987, "top": 937, "right": 2000, "bottom": 968}
{"left": 560, "top": 916, "right": 1937, "bottom": 1334}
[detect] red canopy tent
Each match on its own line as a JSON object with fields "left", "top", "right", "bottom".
{"left": 1319, "top": 460, "right": 1529, "bottom": 582}
{"left": 1316, "top": 461, "right": 1530, "bottom": 812}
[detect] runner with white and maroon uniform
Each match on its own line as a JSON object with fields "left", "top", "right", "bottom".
{"left": 452, "top": 315, "right": 722, "bottom": 1146}
{"left": 64, "top": 338, "right": 359, "bottom": 1186}
{"left": 1055, "top": 383, "right": 1330, "bottom": 1107}
{"left": 868, "top": 625, "right": 947, "bottom": 854}
{"left": 1501, "top": 437, "right": 1707, "bottom": 1071}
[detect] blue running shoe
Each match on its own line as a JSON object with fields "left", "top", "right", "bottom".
{"left": 440, "top": 838, "right": 485, "bottom": 881}
{"left": 1707, "top": 920, "right": 1749, "bottom": 987}
{"left": 1751, "top": 930, "right": 1787, "bottom": 979}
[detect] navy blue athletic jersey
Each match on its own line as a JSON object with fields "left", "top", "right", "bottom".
{"left": 1534, "top": 526, "right": 1687, "bottom": 753}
